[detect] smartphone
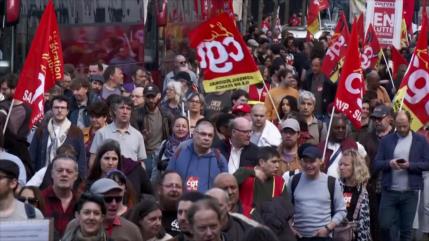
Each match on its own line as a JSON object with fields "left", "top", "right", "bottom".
{"left": 397, "top": 159, "right": 406, "bottom": 164}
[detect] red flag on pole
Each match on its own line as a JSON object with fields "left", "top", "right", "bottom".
{"left": 13, "top": 0, "right": 63, "bottom": 128}
{"left": 321, "top": 11, "right": 349, "bottom": 83}
{"left": 392, "top": 2, "right": 429, "bottom": 131}
{"left": 334, "top": 20, "right": 364, "bottom": 129}
{"left": 356, "top": 13, "right": 365, "bottom": 43}
{"left": 361, "top": 24, "right": 381, "bottom": 70}
{"left": 390, "top": 46, "right": 408, "bottom": 79}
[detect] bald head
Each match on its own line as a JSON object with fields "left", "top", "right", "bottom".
{"left": 395, "top": 110, "right": 411, "bottom": 137}
{"left": 213, "top": 173, "right": 239, "bottom": 212}
{"left": 206, "top": 188, "right": 229, "bottom": 222}
{"left": 251, "top": 104, "right": 267, "bottom": 129}
{"left": 231, "top": 117, "right": 252, "bottom": 147}
{"left": 366, "top": 70, "right": 380, "bottom": 90}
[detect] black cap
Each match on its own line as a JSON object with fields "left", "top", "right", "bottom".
{"left": 0, "top": 159, "right": 19, "bottom": 179}
{"left": 371, "top": 104, "right": 391, "bottom": 118}
{"left": 174, "top": 71, "right": 192, "bottom": 84}
{"left": 143, "top": 84, "right": 160, "bottom": 97}
{"left": 89, "top": 75, "right": 105, "bottom": 84}
{"left": 301, "top": 146, "right": 322, "bottom": 160}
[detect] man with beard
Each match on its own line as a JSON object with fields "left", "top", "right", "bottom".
{"left": 0, "top": 159, "right": 44, "bottom": 220}
{"left": 359, "top": 104, "right": 393, "bottom": 241}
{"left": 278, "top": 118, "right": 301, "bottom": 182}
{"left": 167, "top": 191, "right": 207, "bottom": 241}
{"left": 158, "top": 171, "right": 184, "bottom": 236}
{"left": 318, "top": 115, "right": 367, "bottom": 178}
{"left": 65, "top": 178, "right": 143, "bottom": 241}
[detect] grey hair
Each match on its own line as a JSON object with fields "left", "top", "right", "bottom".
{"left": 299, "top": 90, "right": 316, "bottom": 105}
{"left": 165, "top": 81, "right": 183, "bottom": 103}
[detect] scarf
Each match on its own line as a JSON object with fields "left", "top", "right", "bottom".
{"left": 164, "top": 134, "right": 190, "bottom": 159}
{"left": 47, "top": 118, "right": 71, "bottom": 164}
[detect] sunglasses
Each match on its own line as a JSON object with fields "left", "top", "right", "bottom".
{"left": 103, "top": 196, "right": 123, "bottom": 203}
{"left": 17, "top": 197, "right": 38, "bottom": 205}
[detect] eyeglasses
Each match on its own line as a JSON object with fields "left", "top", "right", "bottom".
{"left": 17, "top": 197, "right": 39, "bottom": 205}
{"left": 103, "top": 196, "right": 123, "bottom": 203}
{"left": 233, "top": 128, "right": 253, "bottom": 134}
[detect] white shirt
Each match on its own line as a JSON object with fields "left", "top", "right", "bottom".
{"left": 326, "top": 141, "right": 367, "bottom": 178}
{"left": 228, "top": 146, "right": 243, "bottom": 174}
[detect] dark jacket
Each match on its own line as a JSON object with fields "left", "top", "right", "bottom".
{"left": 223, "top": 213, "right": 254, "bottom": 241}
{"left": 122, "top": 157, "right": 154, "bottom": 197}
{"left": 131, "top": 105, "right": 171, "bottom": 145}
{"left": 216, "top": 141, "right": 260, "bottom": 168}
{"left": 29, "top": 121, "right": 87, "bottom": 178}
{"left": 302, "top": 71, "right": 336, "bottom": 116}
{"left": 374, "top": 132, "right": 429, "bottom": 190}
{"left": 69, "top": 105, "right": 91, "bottom": 128}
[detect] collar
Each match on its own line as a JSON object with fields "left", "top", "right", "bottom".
{"left": 78, "top": 99, "right": 88, "bottom": 108}
{"left": 110, "top": 122, "right": 131, "bottom": 134}
{"left": 396, "top": 131, "right": 412, "bottom": 139}
{"left": 106, "top": 216, "right": 122, "bottom": 232}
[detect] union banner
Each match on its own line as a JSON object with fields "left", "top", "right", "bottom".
{"left": 189, "top": 13, "right": 262, "bottom": 93}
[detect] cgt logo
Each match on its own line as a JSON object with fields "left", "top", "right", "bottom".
{"left": 196, "top": 22, "right": 244, "bottom": 74}
{"left": 361, "top": 46, "right": 374, "bottom": 69}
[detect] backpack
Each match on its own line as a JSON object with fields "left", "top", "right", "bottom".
{"left": 24, "top": 203, "right": 36, "bottom": 219}
{"left": 290, "top": 173, "right": 336, "bottom": 216}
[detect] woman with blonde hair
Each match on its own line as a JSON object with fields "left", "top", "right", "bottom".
{"left": 338, "top": 149, "right": 371, "bottom": 241}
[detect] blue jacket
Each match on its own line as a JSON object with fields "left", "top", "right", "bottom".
{"left": 374, "top": 132, "right": 429, "bottom": 190}
{"left": 167, "top": 140, "right": 228, "bottom": 192}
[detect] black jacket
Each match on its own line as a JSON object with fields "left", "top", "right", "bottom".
{"left": 302, "top": 71, "right": 337, "bottom": 116}
{"left": 216, "top": 141, "right": 259, "bottom": 168}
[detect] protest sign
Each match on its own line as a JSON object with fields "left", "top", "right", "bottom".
{"left": 366, "top": 0, "right": 403, "bottom": 49}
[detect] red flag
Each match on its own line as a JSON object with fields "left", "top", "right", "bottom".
{"left": 318, "top": 0, "right": 330, "bottom": 11}
{"left": 210, "top": 0, "right": 234, "bottom": 17}
{"left": 361, "top": 24, "right": 381, "bottom": 70}
{"left": 189, "top": 13, "right": 262, "bottom": 93}
{"left": 390, "top": 46, "right": 408, "bottom": 79}
{"left": 321, "top": 11, "right": 349, "bottom": 82}
{"left": 403, "top": 0, "right": 415, "bottom": 32}
{"left": 356, "top": 13, "right": 365, "bottom": 43}
{"left": 13, "top": 0, "right": 63, "bottom": 128}
{"left": 392, "top": 4, "right": 429, "bottom": 131}
{"left": 307, "top": 0, "right": 321, "bottom": 35}
{"left": 334, "top": 20, "right": 364, "bottom": 129}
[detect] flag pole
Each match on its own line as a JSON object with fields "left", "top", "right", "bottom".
{"left": 322, "top": 106, "right": 335, "bottom": 162}
{"left": 381, "top": 49, "right": 396, "bottom": 92}
{"left": 262, "top": 80, "right": 281, "bottom": 121}
{"left": 2, "top": 99, "right": 14, "bottom": 135}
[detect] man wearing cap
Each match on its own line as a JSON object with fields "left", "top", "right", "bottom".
{"left": 40, "top": 155, "right": 79, "bottom": 238}
{"left": 231, "top": 103, "right": 252, "bottom": 121}
{"left": 163, "top": 54, "right": 198, "bottom": 92}
{"left": 0, "top": 159, "right": 44, "bottom": 220}
{"left": 250, "top": 104, "right": 282, "bottom": 147}
{"left": 359, "top": 105, "right": 394, "bottom": 240}
{"left": 234, "top": 146, "right": 288, "bottom": 217}
{"left": 288, "top": 145, "right": 347, "bottom": 240}
{"left": 101, "top": 65, "right": 124, "bottom": 100}
{"left": 65, "top": 178, "right": 143, "bottom": 241}
{"left": 374, "top": 110, "right": 429, "bottom": 241}
{"left": 278, "top": 118, "right": 302, "bottom": 183}
{"left": 217, "top": 117, "right": 259, "bottom": 174}
{"left": 90, "top": 96, "right": 147, "bottom": 168}
{"left": 131, "top": 83, "right": 171, "bottom": 180}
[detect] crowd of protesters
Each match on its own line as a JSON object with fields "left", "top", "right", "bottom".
{"left": 0, "top": 17, "right": 429, "bottom": 241}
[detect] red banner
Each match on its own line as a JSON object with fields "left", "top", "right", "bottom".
{"left": 189, "top": 13, "right": 262, "bottom": 92}
{"left": 334, "top": 20, "right": 364, "bottom": 129}
{"left": 321, "top": 11, "right": 349, "bottom": 83}
{"left": 390, "top": 45, "right": 408, "bottom": 79}
{"left": 392, "top": 8, "right": 429, "bottom": 131}
{"left": 402, "top": 0, "right": 415, "bottom": 32}
{"left": 13, "top": 0, "right": 63, "bottom": 128}
{"left": 361, "top": 24, "right": 381, "bottom": 70}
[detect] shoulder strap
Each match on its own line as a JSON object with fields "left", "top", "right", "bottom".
{"left": 290, "top": 172, "right": 302, "bottom": 205}
{"left": 352, "top": 184, "right": 366, "bottom": 220}
{"left": 24, "top": 203, "right": 36, "bottom": 219}
{"left": 327, "top": 175, "right": 336, "bottom": 217}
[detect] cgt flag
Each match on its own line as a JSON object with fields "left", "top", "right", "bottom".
{"left": 361, "top": 24, "right": 381, "bottom": 70}
{"left": 307, "top": 0, "right": 329, "bottom": 35}
{"left": 14, "top": 0, "right": 63, "bottom": 128}
{"left": 321, "top": 11, "right": 349, "bottom": 83}
{"left": 334, "top": 20, "right": 364, "bottom": 129}
{"left": 189, "top": 13, "right": 262, "bottom": 93}
{"left": 392, "top": 6, "right": 429, "bottom": 131}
